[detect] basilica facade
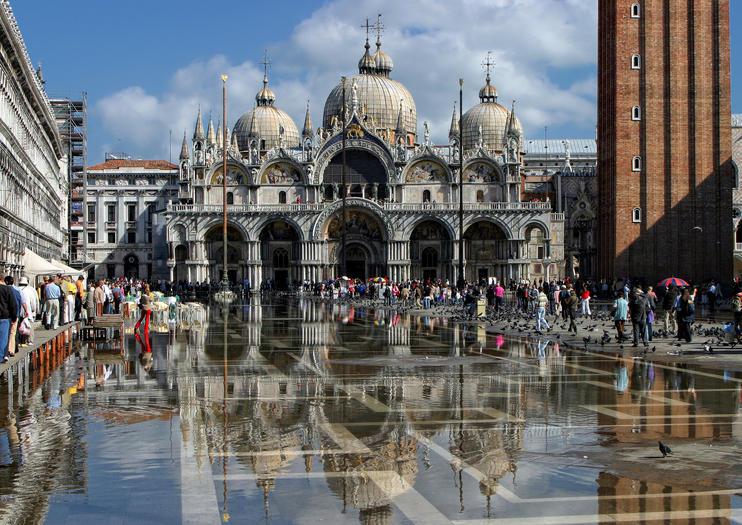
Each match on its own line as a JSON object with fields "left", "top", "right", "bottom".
{"left": 164, "top": 34, "right": 565, "bottom": 287}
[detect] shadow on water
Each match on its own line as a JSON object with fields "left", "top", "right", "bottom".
{"left": 0, "top": 295, "right": 739, "bottom": 523}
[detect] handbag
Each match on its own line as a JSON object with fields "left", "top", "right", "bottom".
{"left": 18, "top": 317, "right": 31, "bottom": 336}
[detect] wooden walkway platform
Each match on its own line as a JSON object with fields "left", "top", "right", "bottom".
{"left": 0, "top": 322, "right": 79, "bottom": 379}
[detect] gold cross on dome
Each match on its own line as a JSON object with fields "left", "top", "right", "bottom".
{"left": 361, "top": 18, "right": 372, "bottom": 41}
{"left": 261, "top": 49, "right": 271, "bottom": 78}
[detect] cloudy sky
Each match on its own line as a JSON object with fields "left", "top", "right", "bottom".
{"left": 13, "top": 0, "right": 742, "bottom": 163}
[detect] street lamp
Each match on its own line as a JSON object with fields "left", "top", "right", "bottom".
{"left": 216, "top": 74, "right": 234, "bottom": 303}
{"left": 457, "top": 78, "right": 464, "bottom": 289}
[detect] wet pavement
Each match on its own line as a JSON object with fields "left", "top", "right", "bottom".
{"left": 0, "top": 296, "right": 740, "bottom": 524}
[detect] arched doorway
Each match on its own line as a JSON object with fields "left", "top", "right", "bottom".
{"left": 324, "top": 208, "right": 386, "bottom": 279}
{"left": 174, "top": 245, "right": 188, "bottom": 282}
{"left": 410, "top": 220, "right": 452, "bottom": 282}
{"left": 260, "top": 221, "right": 300, "bottom": 290}
{"left": 124, "top": 254, "right": 139, "bottom": 278}
{"left": 464, "top": 221, "right": 509, "bottom": 284}
{"left": 205, "top": 225, "right": 246, "bottom": 284}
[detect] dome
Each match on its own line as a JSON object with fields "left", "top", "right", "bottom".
{"left": 461, "top": 76, "right": 522, "bottom": 152}
{"left": 233, "top": 75, "right": 300, "bottom": 152}
{"left": 323, "top": 41, "right": 416, "bottom": 138}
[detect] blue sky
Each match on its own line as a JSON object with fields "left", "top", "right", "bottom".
{"left": 11, "top": 0, "right": 742, "bottom": 163}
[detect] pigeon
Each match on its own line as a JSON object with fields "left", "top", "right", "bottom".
{"left": 658, "top": 441, "right": 672, "bottom": 458}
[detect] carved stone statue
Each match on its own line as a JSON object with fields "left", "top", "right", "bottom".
{"left": 423, "top": 121, "right": 430, "bottom": 145}
{"left": 351, "top": 78, "right": 359, "bottom": 113}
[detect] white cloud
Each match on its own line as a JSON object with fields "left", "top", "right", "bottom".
{"left": 95, "top": 0, "right": 597, "bottom": 159}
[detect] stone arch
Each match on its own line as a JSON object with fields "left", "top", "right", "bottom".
{"left": 315, "top": 136, "right": 396, "bottom": 186}
{"left": 404, "top": 215, "right": 456, "bottom": 241}
{"left": 254, "top": 215, "right": 306, "bottom": 242}
{"left": 402, "top": 157, "right": 451, "bottom": 184}
{"left": 199, "top": 219, "right": 252, "bottom": 242}
{"left": 519, "top": 220, "right": 551, "bottom": 240}
{"left": 462, "top": 158, "right": 505, "bottom": 184}
{"left": 463, "top": 215, "right": 513, "bottom": 239}
{"left": 464, "top": 219, "right": 512, "bottom": 283}
{"left": 311, "top": 198, "right": 391, "bottom": 241}
{"left": 320, "top": 206, "right": 388, "bottom": 279}
{"left": 207, "top": 161, "right": 249, "bottom": 185}
{"left": 258, "top": 158, "right": 307, "bottom": 186}
{"left": 409, "top": 218, "right": 454, "bottom": 282}
{"left": 259, "top": 220, "right": 302, "bottom": 290}
{"left": 204, "top": 223, "right": 248, "bottom": 284}
{"left": 170, "top": 223, "right": 187, "bottom": 243}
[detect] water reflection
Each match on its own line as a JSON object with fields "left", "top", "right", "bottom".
{"left": 0, "top": 296, "right": 738, "bottom": 523}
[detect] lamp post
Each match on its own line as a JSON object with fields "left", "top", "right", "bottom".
{"left": 457, "top": 78, "right": 464, "bottom": 288}
{"left": 220, "top": 74, "right": 231, "bottom": 299}
{"left": 340, "top": 76, "right": 347, "bottom": 279}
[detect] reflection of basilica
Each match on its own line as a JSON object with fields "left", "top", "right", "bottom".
{"left": 165, "top": 21, "right": 566, "bottom": 287}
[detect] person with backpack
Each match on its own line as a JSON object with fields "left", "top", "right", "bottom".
{"left": 629, "top": 286, "right": 649, "bottom": 348}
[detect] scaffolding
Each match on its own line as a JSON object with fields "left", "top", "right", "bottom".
{"left": 50, "top": 94, "right": 87, "bottom": 267}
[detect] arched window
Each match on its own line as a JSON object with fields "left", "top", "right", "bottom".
{"left": 226, "top": 192, "right": 234, "bottom": 205}
{"left": 476, "top": 190, "right": 485, "bottom": 203}
{"left": 632, "top": 156, "right": 642, "bottom": 172}
{"left": 632, "top": 208, "right": 642, "bottom": 223}
{"left": 421, "top": 247, "right": 438, "bottom": 268}
{"left": 278, "top": 191, "right": 287, "bottom": 204}
{"left": 422, "top": 190, "right": 431, "bottom": 203}
{"left": 272, "top": 248, "right": 289, "bottom": 268}
{"left": 631, "top": 3, "right": 641, "bottom": 18}
{"left": 632, "top": 106, "right": 641, "bottom": 121}
{"left": 631, "top": 54, "right": 641, "bottom": 70}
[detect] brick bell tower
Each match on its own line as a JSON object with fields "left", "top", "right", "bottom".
{"left": 598, "top": 0, "right": 733, "bottom": 284}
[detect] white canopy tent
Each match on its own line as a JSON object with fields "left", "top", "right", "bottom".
{"left": 22, "top": 248, "right": 64, "bottom": 277}
{"left": 52, "top": 259, "right": 86, "bottom": 278}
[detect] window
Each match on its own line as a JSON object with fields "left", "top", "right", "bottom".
{"left": 631, "top": 54, "right": 641, "bottom": 69}
{"left": 87, "top": 231, "right": 96, "bottom": 244}
{"left": 106, "top": 204, "right": 115, "bottom": 222}
{"left": 107, "top": 231, "right": 115, "bottom": 244}
{"left": 632, "top": 156, "right": 642, "bottom": 172}
{"left": 260, "top": 139, "right": 266, "bottom": 150}
{"left": 227, "top": 192, "right": 234, "bottom": 205}
{"left": 146, "top": 229, "right": 152, "bottom": 243}
{"left": 147, "top": 203, "right": 155, "bottom": 223}
{"left": 422, "top": 190, "right": 431, "bottom": 203}
{"left": 631, "top": 3, "right": 641, "bottom": 18}
{"left": 278, "top": 191, "right": 287, "bottom": 204}
{"left": 632, "top": 208, "right": 642, "bottom": 223}
{"left": 421, "top": 247, "right": 438, "bottom": 267}
{"left": 127, "top": 230, "right": 136, "bottom": 244}
{"left": 632, "top": 106, "right": 641, "bottom": 121}
{"left": 87, "top": 203, "right": 96, "bottom": 223}
{"left": 127, "top": 204, "right": 136, "bottom": 222}
{"left": 476, "top": 190, "right": 485, "bottom": 203}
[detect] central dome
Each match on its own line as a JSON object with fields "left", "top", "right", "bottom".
{"left": 323, "top": 38, "right": 416, "bottom": 141}
{"left": 233, "top": 73, "right": 299, "bottom": 153}
{"left": 461, "top": 75, "right": 523, "bottom": 152}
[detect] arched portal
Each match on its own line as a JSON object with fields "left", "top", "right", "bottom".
{"left": 323, "top": 150, "right": 388, "bottom": 200}
{"left": 410, "top": 220, "right": 452, "bottom": 282}
{"left": 205, "top": 224, "right": 246, "bottom": 284}
{"left": 174, "top": 244, "right": 188, "bottom": 282}
{"left": 260, "top": 221, "right": 301, "bottom": 290}
{"left": 123, "top": 253, "right": 139, "bottom": 278}
{"left": 464, "top": 220, "right": 510, "bottom": 284}
{"left": 324, "top": 208, "right": 386, "bottom": 279}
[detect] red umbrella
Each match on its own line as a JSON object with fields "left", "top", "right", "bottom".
{"left": 658, "top": 277, "right": 689, "bottom": 288}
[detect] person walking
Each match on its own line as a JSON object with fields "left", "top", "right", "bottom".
{"left": 629, "top": 286, "right": 649, "bottom": 347}
{"left": 134, "top": 284, "right": 153, "bottom": 333}
{"left": 84, "top": 284, "right": 96, "bottom": 325}
{"left": 580, "top": 288, "right": 592, "bottom": 318}
{"left": 662, "top": 286, "right": 678, "bottom": 334}
{"left": 17, "top": 277, "right": 37, "bottom": 346}
{"left": 4, "top": 277, "right": 21, "bottom": 357}
{"left": 733, "top": 292, "right": 742, "bottom": 340}
{"left": 495, "top": 282, "right": 505, "bottom": 311}
{"left": 613, "top": 291, "right": 628, "bottom": 341}
{"left": 645, "top": 286, "right": 657, "bottom": 342}
{"left": 74, "top": 275, "right": 85, "bottom": 321}
{"left": 44, "top": 276, "right": 61, "bottom": 330}
{"left": 94, "top": 280, "right": 106, "bottom": 317}
{"left": 676, "top": 288, "right": 695, "bottom": 343}
{"left": 0, "top": 278, "right": 17, "bottom": 363}
{"left": 565, "top": 289, "right": 578, "bottom": 334}
{"left": 535, "top": 287, "right": 550, "bottom": 333}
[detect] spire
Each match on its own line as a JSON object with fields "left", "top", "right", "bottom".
{"left": 206, "top": 116, "right": 216, "bottom": 145}
{"left": 448, "top": 101, "right": 459, "bottom": 142}
{"left": 302, "top": 100, "right": 313, "bottom": 139}
{"left": 230, "top": 128, "right": 240, "bottom": 155}
{"left": 193, "top": 106, "right": 205, "bottom": 141}
{"left": 395, "top": 98, "right": 405, "bottom": 140}
{"left": 179, "top": 131, "right": 189, "bottom": 160}
{"left": 372, "top": 13, "right": 393, "bottom": 77}
{"left": 256, "top": 50, "right": 276, "bottom": 106}
{"left": 216, "top": 121, "right": 223, "bottom": 149}
{"left": 506, "top": 100, "right": 520, "bottom": 138}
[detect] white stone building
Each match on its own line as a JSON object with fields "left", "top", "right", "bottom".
{"left": 0, "top": 1, "right": 66, "bottom": 275}
{"left": 85, "top": 157, "right": 177, "bottom": 280}
{"left": 164, "top": 33, "right": 566, "bottom": 288}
